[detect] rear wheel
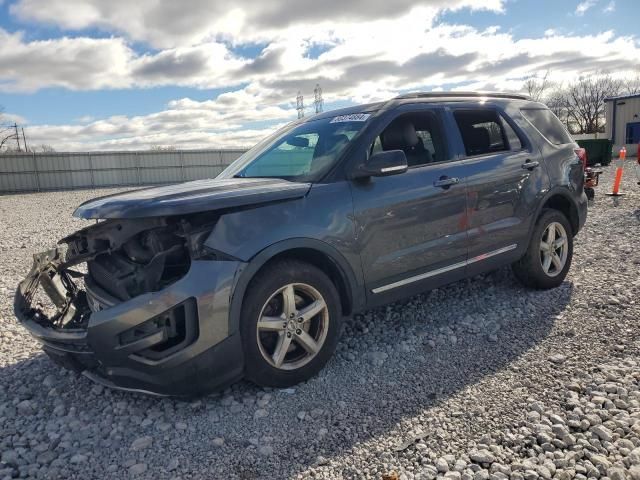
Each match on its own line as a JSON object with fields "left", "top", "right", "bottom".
{"left": 240, "top": 260, "right": 342, "bottom": 388}
{"left": 512, "top": 209, "right": 573, "bottom": 289}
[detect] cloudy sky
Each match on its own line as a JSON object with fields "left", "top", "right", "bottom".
{"left": 0, "top": 0, "right": 639, "bottom": 151}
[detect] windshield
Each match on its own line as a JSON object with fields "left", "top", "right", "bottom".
{"left": 219, "top": 114, "right": 371, "bottom": 182}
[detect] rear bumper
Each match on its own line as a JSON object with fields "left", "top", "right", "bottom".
{"left": 15, "top": 249, "right": 246, "bottom": 396}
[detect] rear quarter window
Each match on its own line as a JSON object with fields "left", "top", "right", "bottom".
{"left": 520, "top": 108, "right": 573, "bottom": 146}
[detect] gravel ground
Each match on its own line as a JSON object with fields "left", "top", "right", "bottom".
{"left": 0, "top": 165, "right": 639, "bottom": 480}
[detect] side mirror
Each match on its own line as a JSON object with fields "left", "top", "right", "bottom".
{"left": 351, "top": 150, "right": 408, "bottom": 179}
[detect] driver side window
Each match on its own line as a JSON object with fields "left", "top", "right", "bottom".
{"left": 369, "top": 111, "right": 446, "bottom": 168}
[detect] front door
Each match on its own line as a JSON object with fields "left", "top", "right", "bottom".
{"left": 350, "top": 108, "right": 469, "bottom": 304}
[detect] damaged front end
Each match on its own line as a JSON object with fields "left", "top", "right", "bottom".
{"left": 15, "top": 215, "right": 245, "bottom": 396}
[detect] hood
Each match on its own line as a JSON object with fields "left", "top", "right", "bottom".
{"left": 73, "top": 178, "right": 311, "bottom": 219}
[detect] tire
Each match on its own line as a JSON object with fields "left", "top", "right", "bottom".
{"left": 512, "top": 209, "right": 574, "bottom": 290}
{"left": 240, "top": 259, "right": 342, "bottom": 388}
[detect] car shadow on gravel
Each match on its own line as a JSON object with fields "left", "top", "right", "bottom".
{"left": 0, "top": 268, "right": 574, "bottom": 479}
{"left": 225, "top": 269, "right": 574, "bottom": 477}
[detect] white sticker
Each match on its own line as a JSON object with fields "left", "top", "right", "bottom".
{"left": 330, "top": 113, "right": 371, "bottom": 123}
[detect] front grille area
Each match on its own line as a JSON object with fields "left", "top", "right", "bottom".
{"left": 88, "top": 253, "right": 142, "bottom": 301}
{"left": 84, "top": 277, "right": 119, "bottom": 313}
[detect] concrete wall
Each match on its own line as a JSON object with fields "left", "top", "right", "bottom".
{"left": 0, "top": 149, "right": 247, "bottom": 194}
{"left": 605, "top": 96, "right": 640, "bottom": 155}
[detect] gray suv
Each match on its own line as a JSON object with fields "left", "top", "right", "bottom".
{"left": 15, "top": 92, "right": 588, "bottom": 396}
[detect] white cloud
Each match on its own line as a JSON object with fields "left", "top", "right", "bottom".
{"left": 575, "top": 0, "right": 597, "bottom": 16}
{"left": 5, "top": 1, "right": 637, "bottom": 99}
{"left": 603, "top": 1, "right": 615, "bottom": 13}
{"left": 1, "top": 112, "right": 27, "bottom": 124}
{"left": 0, "top": 29, "right": 250, "bottom": 92}
{"left": 21, "top": 87, "right": 296, "bottom": 150}
{"left": 3, "top": 0, "right": 640, "bottom": 151}
{"left": 0, "top": 30, "right": 132, "bottom": 92}
{"left": 10, "top": 0, "right": 505, "bottom": 48}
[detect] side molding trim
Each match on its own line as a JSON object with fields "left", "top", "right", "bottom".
{"left": 371, "top": 244, "right": 518, "bottom": 294}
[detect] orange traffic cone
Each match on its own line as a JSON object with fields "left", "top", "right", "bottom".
{"left": 606, "top": 147, "right": 626, "bottom": 197}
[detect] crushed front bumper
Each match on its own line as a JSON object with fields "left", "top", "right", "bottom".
{"left": 15, "top": 248, "right": 246, "bottom": 396}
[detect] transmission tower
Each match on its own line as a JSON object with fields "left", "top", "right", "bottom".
{"left": 314, "top": 84, "right": 324, "bottom": 113}
{"left": 296, "top": 91, "right": 305, "bottom": 119}
{"left": 0, "top": 123, "right": 22, "bottom": 152}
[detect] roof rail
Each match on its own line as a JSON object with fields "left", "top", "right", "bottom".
{"left": 394, "top": 91, "right": 532, "bottom": 101}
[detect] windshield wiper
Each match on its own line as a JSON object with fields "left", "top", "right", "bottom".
{"left": 234, "top": 174, "right": 296, "bottom": 180}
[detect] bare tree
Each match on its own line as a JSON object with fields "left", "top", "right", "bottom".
{"left": 523, "top": 71, "right": 551, "bottom": 102}
{"left": 545, "top": 89, "right": 571, "bottom": 130}
{"left": 525, "top": 73, "right": 627, "bottom": 135}
{"left": 623, "top": 74, "right": 640, "bottom": 95}
{"left": 0, "top": 106, "right": 23, "bottom": 153}
{"left": 0, "top": 122, "right": 19, "bottom": 152}
{"left": 38, "top": 144, "right": 56, "bottom": 153}
{"left": 565, "top": 75, "right": 622, "bottom": 134}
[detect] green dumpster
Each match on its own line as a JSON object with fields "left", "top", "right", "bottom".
{"left": 576, "top": 139, "right": 612, "bottom": 166}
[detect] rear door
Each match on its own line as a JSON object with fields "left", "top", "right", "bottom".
{"left": 450, "top": 107, "right": 547, "bottom": 270}
{"left": 349, "top": 106, "right": 469, "bottom": 304}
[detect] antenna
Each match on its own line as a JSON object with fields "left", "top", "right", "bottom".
{"left": 314, "top": 84, "right": 324, "bottom": 113}
{"left": 296, "top": 91, "right": 305, "bottom": 119}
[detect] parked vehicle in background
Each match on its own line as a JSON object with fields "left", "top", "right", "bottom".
{"left": 15, "top": 92, "right": 588, "bottom": 396}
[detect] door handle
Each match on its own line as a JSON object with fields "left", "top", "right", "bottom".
{"left": 433, "top": 177, "right": 460, "bottom": 188}
{"left": 521, "top": 160, "right": 540, "bottom": 170}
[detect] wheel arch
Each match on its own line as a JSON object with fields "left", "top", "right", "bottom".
{"left": 533, "top": 188, "right": 580, "bottom": 235}
{"left": 228, "top": 238, "right": 364, "bottom": 335}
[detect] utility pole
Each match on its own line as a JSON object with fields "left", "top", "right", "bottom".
{"left": 21, "top": 128, "right": 28, "bottom": 152}
{"left": 314, "top": 84, "right": 324, "bottom": 114}
{"left": 14, "top": 123, "right": 21, "bottom": 152}
{"left": 296, "top": 91, "right": 305, "bottom": 119}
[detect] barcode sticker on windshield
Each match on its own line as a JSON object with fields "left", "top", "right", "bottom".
{"left": 330, "top": 113, "right": 371, "bottom": 123}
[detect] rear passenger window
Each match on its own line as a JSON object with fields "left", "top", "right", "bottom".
{"left": 454, "top": 110, "right": 509, "bottom": 156}
{"left": 521, "top": 108, "right": 573, "bottom": 145}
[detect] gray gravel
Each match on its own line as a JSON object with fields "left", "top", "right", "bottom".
{"left": 0, "top": 165, "right": 639, "bottom": 479}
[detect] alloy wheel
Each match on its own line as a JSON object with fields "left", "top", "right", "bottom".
{"left": 256, "top": 283, "right": 330, "bottom": 370}
{"left": 539, "top": 221, "right": 568, "bottom": 277}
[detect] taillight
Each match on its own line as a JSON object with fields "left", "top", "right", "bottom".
{"left": 574, "top": 148, "right": 587, "bottom": 169}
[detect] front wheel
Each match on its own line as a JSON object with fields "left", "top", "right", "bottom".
{"left": 512, "top": 209, "right": 574, "bottom": 289}
{"left": 240, "top": 260, "right": 342, "bottom": 388}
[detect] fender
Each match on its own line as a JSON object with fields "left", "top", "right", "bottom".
{"left": 226, "top": 238, "right": 366, "bottom": 335}
{"left": 528, "top": 185, "right": 583, "bottom": 238}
